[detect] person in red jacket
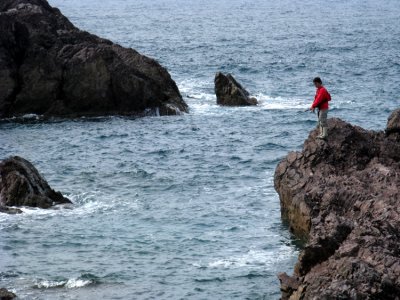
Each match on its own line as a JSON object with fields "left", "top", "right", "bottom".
{"left": 310, "top": 77, "right": 331, "bottom": 139}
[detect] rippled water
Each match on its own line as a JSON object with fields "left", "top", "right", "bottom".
{"left": 1, "top": 0, "right": 400, "bottom": 299}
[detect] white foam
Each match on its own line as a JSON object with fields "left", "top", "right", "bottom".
{"left": 185, "top": 93, "right": 310, "bottom": 115}
{"left": 64, "top": 278, "right": 93, "bottom": 288}
{"left": 191, "top": 262, "right": 202, "bottom": 268}
{"left": 256, "top": 93, "right": 309, "bottom": 110}
{"left": 65, "top": 191, "right": 135, "bottom": 216}
{"left": 34, "top": 277, "right": 93, "bottom": 289}
{"left": 178, "top": 78, "right": 212, "bottom": 95}
{"left": 35, "top": 279, "right": 65, "bottom": 289}
{"left": 21, "top": 113, "right": 40, "bottom": 119}
{"left": 206, "top": 246, "right": 297, "bottom": 270}
{"left": 189, "top": 101, "right": 219, "bottom": 115}
{"left": 178, "top": 78, "right": 311, "bottom": 113}
{"left": 0, "top": 191, "right": 131, "bottom": 225}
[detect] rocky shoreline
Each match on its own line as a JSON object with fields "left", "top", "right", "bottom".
{"left": 275, "top": 109, "right": 400, "bottom": 299}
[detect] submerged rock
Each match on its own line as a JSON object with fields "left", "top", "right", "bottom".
{"left": 0, "top": 288, "right": 16, "bottom": 300}
{"left": 0, "top": 156, "right": 71, "bottom": 212}
{"left": 214, "top": 72, "right": 257, "bottom": 106}
{"left": 275, "top": 112, "right": 400, "bottom": 299}
{"left": 0, "top": 206, "right": 22, "bottom": 214}
{"left": 0, "top": 0, "right": 188, "bottom": 118}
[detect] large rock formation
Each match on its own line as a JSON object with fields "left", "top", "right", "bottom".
{"left": 275, "top": 114, "right": 400, "bottom": 299}
{"left": 0, "top": 0, "right": 188, "bottom": 118}
{"left": 214, "top": 72, "right": 257, "bottom": 106}
{"left": 0, "top": 156, "right": 71, "bottom": 213}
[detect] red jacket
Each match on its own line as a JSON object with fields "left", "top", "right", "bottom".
{"left": 312, "top": 86, "right": 331, "bottom": 110}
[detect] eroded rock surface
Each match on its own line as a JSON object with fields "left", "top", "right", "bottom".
{"left": 0, "top": 156, "right": 71, "bottom": 212}
{"left": 214, "top": 72, "right": 257, "bottom": 106}
{"left": 275, "top": 115, "right": 400, "bottom": 299}
{"left": 0, "top": 0, "right": 188, "bottom": 118}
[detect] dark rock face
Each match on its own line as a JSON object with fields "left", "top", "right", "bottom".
{"left": 387, "top": 108, "right": 400, "bottom": 135}
{"left": 0, "top": 288, "right": 16, "bottom": 300}
{"left": 0, "top": 156, "right": 71, "bottom": 212}
{"left": 275, "top": 114, "right": 400, "bottom": 300}
{"left": 214, "top": 72, "right": 257, "bottom": 106}
{"left": 0, "top": 0, "right": 188, "bottom": 118}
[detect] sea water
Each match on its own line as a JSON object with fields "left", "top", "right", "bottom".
{"left": 1, "top": 0, "right": 399, "bottom": 299}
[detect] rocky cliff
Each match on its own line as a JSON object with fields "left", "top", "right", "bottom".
{"left": 0, "top": 0, "right": 188, "bottom": 118}
{"left": 275, "top": 110, "right": 400, "bottom": 299}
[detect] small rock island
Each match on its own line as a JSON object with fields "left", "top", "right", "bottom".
{"left": 0, "top": 0, "right": 188, "bottom": 118}
{"left": 0, "top": 156, "right": 71, "bottom": 214}
{"left": 214, "top": 72, "right": 258, "bottom": 106}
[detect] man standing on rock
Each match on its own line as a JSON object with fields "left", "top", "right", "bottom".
{"left": 310, "top": 77, "right": 331, "bottom": 139}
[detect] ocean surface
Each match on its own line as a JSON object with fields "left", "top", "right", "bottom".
{"left": 1, "top": 0, "right": 400, "bottom": 299}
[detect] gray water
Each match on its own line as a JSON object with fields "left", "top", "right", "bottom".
{"left": 1, "top": 0, "right": 400, "bottom": 299}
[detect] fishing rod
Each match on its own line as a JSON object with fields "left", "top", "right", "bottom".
{"left": 296, "top": 108, "right": 314, "bottom": 115}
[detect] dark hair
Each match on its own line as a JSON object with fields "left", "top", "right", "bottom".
{"left": 313, "top": 77, "right": 322, "bottom": 84}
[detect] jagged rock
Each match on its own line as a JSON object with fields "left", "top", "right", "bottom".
{"left": 278, "top": 272, "right": 300, "bottom": 300}
{"left": 214, "top": 72, "right": 257, "bottom": 106}
{"left": 275, "top": 113, "right": 400, "bottom": 300}
{"left": 0, "top": 0, "right": 188, "bottom": 118}
{"left": 0, "top": 288, "right": 16, "bottom": 300}
{"left": 387, "top": 108, "right": 400, "bottom": 135}
{"left": 0, "top": 156, "right": 71, "bottom": 211}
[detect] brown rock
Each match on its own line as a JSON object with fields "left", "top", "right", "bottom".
{"left": 0, "top": 0, "right": 188, "bottom": 118}
{"left": 214, "top": 72, "right": 258, "bottom": 106}
{"left": 278, "top": 272, "right": 299, "bottom": 300}
{"left": 387, "top": 108, "right": 400, "bottom": 135}
{"left": 0, "top": 156, "right": 71, "bottom": 211}
{"left": 275, "top": 112, "right": 400, "bottom": 300}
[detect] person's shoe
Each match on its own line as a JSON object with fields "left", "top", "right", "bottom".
{"left": 316, "top": 126, "right": 323, "bottom": 139}
{"left": 322, "top": 127, "right": 328, "bottom": 139}
{"left": 317, "top": 127, "right": 328, "bottom": 140}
